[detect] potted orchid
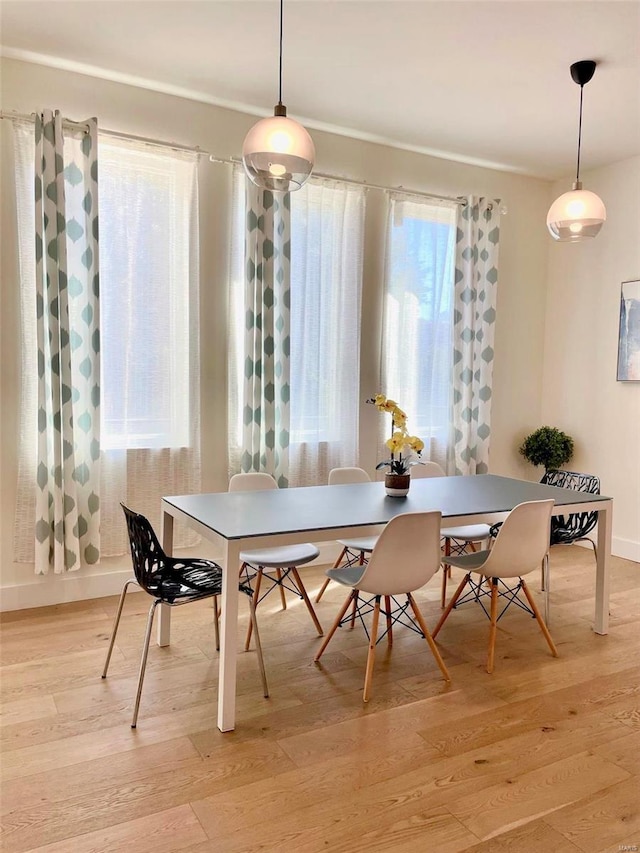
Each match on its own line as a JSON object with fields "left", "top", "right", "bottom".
{"left": 367, "top": 394, "right": 424, "bottom": 496}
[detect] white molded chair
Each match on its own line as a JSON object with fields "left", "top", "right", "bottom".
{"left": 229, "top": 473, "right": 323, "bottom": 648}
{"left": 314, "top": 511, "right": 450, "bottom": 701}
{"left": 432, "top": 499, "right": 558, "bottom": 673}
{"left": 315, "top": 467, "right": 379, "bottom": 604}
{"left": 412, "top": 462, "right": 492, "bottom": 606}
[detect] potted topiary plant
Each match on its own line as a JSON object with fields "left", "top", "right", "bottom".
{"left": 519, "top": 426, "right": 574, "bottom": 473}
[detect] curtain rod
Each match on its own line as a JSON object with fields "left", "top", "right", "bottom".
{"left": 0, "top": 110, "right": 207, "bottom": 157}
{"left": 1, "top": 110, "right": 487, "bottom": 209}
{"left": 208, "top": 155, "right": 467, "bottom": 206}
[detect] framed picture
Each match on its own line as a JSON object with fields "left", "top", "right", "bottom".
{"left": 617, "top": 279, "right": 640, "bottom": 381}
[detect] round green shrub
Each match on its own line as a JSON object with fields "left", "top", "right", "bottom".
{"left": 519, "top": 426, "right": 574, "bottom": 471}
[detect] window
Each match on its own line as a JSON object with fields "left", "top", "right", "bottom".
{"left": 11, "top": 122, "right": 201, "bottom": 560}
{"left": 98, "top": 140, "right": 198, "bottom": 449}
{"left": 381, "top": 195, "right": 457, "bottom": 467}
{"left": 228, "top": 170, "right": 365, "bottom": 485}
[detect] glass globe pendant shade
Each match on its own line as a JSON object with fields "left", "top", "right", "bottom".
{"left": 242, "top": 106, "right": 315, "bottom": 192}
{"left": 547, "top": 183, "right": 606, "bottom": 242}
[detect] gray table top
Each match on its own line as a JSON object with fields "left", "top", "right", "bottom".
{"left": 163, "top": 474, "right": 611, "bottom": 542}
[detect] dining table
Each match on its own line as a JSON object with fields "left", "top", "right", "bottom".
{"left": 160, "top": 473, "right": 613, "bottom": 731}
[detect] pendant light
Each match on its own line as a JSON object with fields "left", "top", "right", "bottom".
{"left": 242, "top": 0, "right": 315, "bottom": 192}
{"left": 547, "top": 60, "right": 606, "bottom": 241}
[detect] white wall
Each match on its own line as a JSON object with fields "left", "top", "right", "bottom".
{"left": 0, "top": 57, "right": 574, "bottom": 608}
{"left": 543, "top": 155, "right": 640, "bottom": 561}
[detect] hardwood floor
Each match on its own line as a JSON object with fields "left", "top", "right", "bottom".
{"left": 1, "top": 546, "right": 638, "bottom": 852}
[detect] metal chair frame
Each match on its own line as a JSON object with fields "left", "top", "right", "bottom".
{"left": 451, "top": 573, "right": 543, "bottom": 623}
{"left": 332, "top": 591, "right": 434, "bottom": 645}
{"left": 102, "top": 504, "right": 269, "bottom": 727}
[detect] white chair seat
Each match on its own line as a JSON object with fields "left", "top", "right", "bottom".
{"left": 444, "top": 549, "right": 491, "bottom": 572}
{"left": 240, "top": 543, "right": 319, "bottom": 568}
{"left": 441, "top": 523, "right": 491, "bottom": 541}
{"left": 325, "top": 565, "right": 366, "bottom": 588}
{"left": 336, "top": 536, "right": 378, "bottom": 553}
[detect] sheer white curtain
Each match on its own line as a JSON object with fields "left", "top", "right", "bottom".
{"left": 12, "top": 128, "right": 201, "bottom": 561}
{"left": 228, "top": 169, "right": 365, "bottom": 486}
{"left": 380, "top": 193, "right": 457, "bottom": 472}
{"left": 13, "top": 121, "right": 40, "bottom": 563}
{"left": 98, "top": 138, "right": 201, "bottom": 553}
{"left": 289, "top": 177, "right": 365, "bottom": 485}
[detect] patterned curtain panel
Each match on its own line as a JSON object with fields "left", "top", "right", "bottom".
{"left": 34, "top": 111, "right": 100, "bottom": 573}
{"left": 241, "top": 180, "right": 291, "bottom": 487}
{"left": 452, "top": 197, "right": 501, "bottom": 475}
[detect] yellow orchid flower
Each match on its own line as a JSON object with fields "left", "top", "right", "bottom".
{"left": 368, "top": 394, "right": 424, "bottom": 473}
{"left": 373, "top": 393, "right": 387, "bottom": 408}
{"left": 392, "top": 407, "right": 407, "bottom": 428}
{"left": 407, "top": 435, "right": 425, "bottom": 453}
{"left": 385, "top": 431, "right": 406, "bottom": 454}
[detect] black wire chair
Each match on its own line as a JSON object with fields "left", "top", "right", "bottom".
{"left": 102, "top": 504, "right": 269, "bottom": 727}
{"left": 541, "top": 470, "right": 600, "bottom": 557}
{"left": 490, "top": 470, "right": 600, "bottom": 557}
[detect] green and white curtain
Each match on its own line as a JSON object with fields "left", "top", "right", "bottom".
{"left": 33, "top": 111, "right": 101, "bottom": 573}
{"left": 237, "top": 173, "right": 291, "bottom": 487}
{"left": 452, "top": 197, "right": 501, "bottom": 475}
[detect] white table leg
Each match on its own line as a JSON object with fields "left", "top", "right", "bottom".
{"left": 218, "top": 539, "right": 241, "bottom": 732}
{"left": 157, "top": 509, "right": 174, "bottom": 647}
{"left": 594, "top": 500, "right": 612, "bottom": 635}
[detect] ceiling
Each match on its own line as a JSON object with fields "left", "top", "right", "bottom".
{"left": 1, "top": 1, "right": 639, "bottom": 180}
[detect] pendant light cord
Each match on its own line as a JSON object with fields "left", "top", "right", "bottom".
{"left": 278, "top": 0, "right": 284, "bottom": 106}
{"left": 576, "top": 84, "right": 584, "bottom": 184}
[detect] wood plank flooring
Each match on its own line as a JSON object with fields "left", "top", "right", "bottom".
{"left": 1, "top": 546, "right": 638, "bottom": 852}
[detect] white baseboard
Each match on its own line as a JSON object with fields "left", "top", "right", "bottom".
{"left": 0, "top": 540, "right": 343, "bottom": 613}
{"left": 0, "top": 567, "right": 141, "bottom": 612}
{"left": 612, "top": 536, "right": 640, "bottom": 563}
{"left": 2, "top": 537, "right": 634, "bottom": 613}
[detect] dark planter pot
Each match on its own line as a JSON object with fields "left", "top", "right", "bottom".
{"left": 384, "top": 473, "right": 410, "bottom": 497}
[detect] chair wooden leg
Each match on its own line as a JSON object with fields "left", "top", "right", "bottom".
{"left": 247, "top": 595, "right": 269, "bottom": 697}
{"left": 384, "top": 595, "right": 393, "bottom": 646}
{"left": 440, "top": 568, "right": 447, "bottom": 609}
{"left": 363, "top": 597, "right": 381, "bottom": 703}
{"left": 131, "top": 599, "right": 160, "bottom": 728}
{"left": 350, "top": 590, "right": 359, "bottom": 628}
{"left": 102, "top": 578, "right": 137, "bottom": 678}
{"left": 275, "top": 568, "right": 287, "bottom": 610}
{"left": 432, "top": 573, "right": 471, "bottom": 639}
{"left": 245, "top": 569, "right": 263, "bottom": 651}
{"left": 315, "top": 547, "right": 347, "bottom": 602}
{"left": 407, "top": 594, "right": 451, "bottom": 682}
{"left": 291, "top": 567, "right": 323, "bottom": 636}
{"left": 314, "top": 590, "right": 356, "bottom": 661}
{"left": 315, "top": 576, "right": 331, "bottom": 603}
{"left": 213, "top": 594, "right": 220, "bottom": 652}
{"left": 521, "top": 577, "right": 559, "bottom": 658}
{"left": 486, "top": 578, "right": 499, "bottom": 674}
